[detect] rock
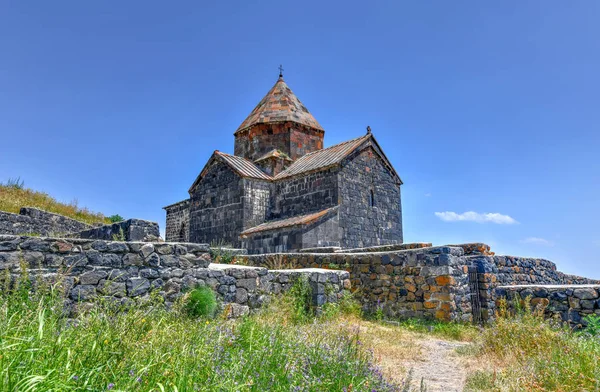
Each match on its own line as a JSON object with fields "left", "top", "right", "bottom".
{"left": 79, "top": 270, "right": 108, "bottom": 285}
{"left": 70, "top": 285, "right": 97, "bottom": 301}
{"left": 140, "top": 244, "right": 155, "bottom": 259}
{"left": 225, "top": 303, "right": 249, "bottom": 318}
{"left": 573, "top": 288, "right": 598, "bottom": 300}
{"left": 98, "top": 280, "right": 126, "bottom": 297}
{"left": 126, "top": 277, "right": 150, "bottom": 297}
{"left": 123, "top": 253, "right": 143, "bottom": 266}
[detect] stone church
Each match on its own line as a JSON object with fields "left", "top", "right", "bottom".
{"left": 164, "top": 73, "right": 403, "bottom": 253}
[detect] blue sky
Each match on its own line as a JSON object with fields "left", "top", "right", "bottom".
{"left": 1, "top": 1, "right": 599, "bottom": 278}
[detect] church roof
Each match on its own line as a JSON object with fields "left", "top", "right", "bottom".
{"left": 274, "top": 135, "right": 370, "bottom": 179}
{"left": 274, "top": 133, "right": 402, "bottom": 184}
{"left": 234, "top": 77, "right": 324, "bottom": 134}
{"left": 240, "top": 206, "right": 338, "bottom": 237}
{"left": 189, "top": 151, "right": 272, "bottom": 193}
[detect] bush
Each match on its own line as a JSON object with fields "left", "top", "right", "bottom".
{"left": 185, "top": 285, "right": 218, "bottom": 318}
{"left": 108, "top": 214, "right": 124, "bottom": 223}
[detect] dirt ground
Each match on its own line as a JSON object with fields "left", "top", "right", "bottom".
{"left": 356, "top": 321, "right": 478, "bottom": 392}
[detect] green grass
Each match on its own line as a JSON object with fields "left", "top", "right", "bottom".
{"left": 0, "top": 182, "right": 110, "bottom": 225}
{"left": 0, "top": 280, "right": 397, "bottom": 391}
{"left": 464, "top": 299, "right": 600, "bottom": 391}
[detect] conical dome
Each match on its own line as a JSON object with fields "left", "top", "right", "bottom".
{"left": 235, "top": 76, "right": 323, "bottom": 134}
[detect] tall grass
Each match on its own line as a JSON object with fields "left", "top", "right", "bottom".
{"left": 0, "top": 183, "right": 109, "bottom": 225}
{"left": 465, "top": 298, "right": 600, "bottom": 391}
{"left": 0, "top": 280, "right": 397, "bottom": 391}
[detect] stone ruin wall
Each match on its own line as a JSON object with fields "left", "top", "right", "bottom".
{"left": 70, "top": 219, "right": 160, "bottom": 242}
{"left": 239, "top": 246, "right": 474, "bottom": 322}
{"left": 0, "top": 235, "right": 349, "bottom": 317}
{"left": 497, "top": 285, "right": 600, "bottom": 329}
{"left": 239, "top": 245, "right": 600, "bottom": 324}
{"left": 164, "top": 200, "right": 190, "bottom": 242}
{"left": 0, "top": 207, "right": 92, "bottom": 237}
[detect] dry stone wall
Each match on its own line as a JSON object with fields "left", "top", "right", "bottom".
{"left": 497, "top": 285, "right": 600, "bottom": 329}
{"left": 70, "top": 219, "right": 160, "bottom": 242}
{"left": 0, "top": 235, "right": 348, "bottom": 317}
{"left": 0, "top": 208, "right": 92, "bottom": 236}
{"left": 239, "top": 246, "right": 473, "bottom": 322}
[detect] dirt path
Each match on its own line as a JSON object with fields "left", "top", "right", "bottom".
{"left": 399, "top": 338, "right": 470, "bottom": 392}
{"left": 358, "top": 322, "right": 474, "bottom": 391}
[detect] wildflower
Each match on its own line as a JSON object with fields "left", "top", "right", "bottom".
{"left": 129, "top": 370, "right": 135, "bottom": 377}
{"left": 142, "top": 318, "right": 146, "bottom": 323}
{"left": 72, "top": 375, "right": 79, "bottom": 381}
{"left": 206, "top": 321, "right": 210, "bottom": 325}
{"left": 107, "top": 383, "right": 115, "bottom": 390}
{"left": 103, "top": 339, "right": 108, "bottom": 345}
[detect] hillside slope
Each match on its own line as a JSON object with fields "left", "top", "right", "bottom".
{"left": 0, "top": 183, "right": 110, "bottom": 225}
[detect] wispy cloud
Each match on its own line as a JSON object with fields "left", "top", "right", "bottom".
{"left": 434, "top": 211, "right": 518, "bottom": 225}
{"left": 424, "top": 193, "right": 431, "bottom": 197}
{"left": 520, "top": 237, "right": 554, "bottom": 247}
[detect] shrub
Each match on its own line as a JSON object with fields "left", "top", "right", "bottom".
{"left": 111, "top": 227, "right": 126, "bottom": 242}
{"left": 288, "top": 275, "right": 314, "bottom": 323}
{"left": 108, "top": 214, "right": 124, "bottom": 223}
{"left": 583, "top": 313, "right": 600, "bottom": 336}
{"left": 185, "top": 285, "right": 218, "bottom": 318}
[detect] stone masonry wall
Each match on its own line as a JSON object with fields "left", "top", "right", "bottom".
{"left": 242, "top": 179, "right": 271, "bottom": 230}
{"left": 234, "top": 122, "right": 324, "bottom": 161}
{"left": 0, "top": 235, "right": 349, "bottom": 317}
{"left": 189, "top": 162, "right": 245, "bottom": 247}
{"left": 338, "top": 147, "right": 402, "bottom": 248}
{"left": 497, "top": 285, "right": 600, "bottom": 329}
{"left": 0, "top": 208, "right": 92, "bottom": 236}
{"left": 164, "top": 200, "right": 190, "bottom": 242}
{"left": 239, "top": 246, "right": 473, "bottom": 322}
{"left": 70, "top": 219, "right": 160, "bottom": 242}
{"left": 468, "top": 255, "right": 600, "bottom": 321}
{"left": 269, "top": 168, "right": 338, "bottom": 220}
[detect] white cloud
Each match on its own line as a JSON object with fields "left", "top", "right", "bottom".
{"left": 434, "top": 211, "right": 518, "bottom": 225}
{"left": 424, "top": 193, "right": 431, "bottom": 197}
{"left": 520, "top": 237, "right": 554, "bottom": 247}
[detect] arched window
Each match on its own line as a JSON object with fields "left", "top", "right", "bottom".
{"left": 369, "top": 189, "right": 375, "bottom": 207}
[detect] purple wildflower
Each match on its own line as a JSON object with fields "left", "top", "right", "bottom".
{"left": 107, "top": 383, "right": 115, "bottom": 390}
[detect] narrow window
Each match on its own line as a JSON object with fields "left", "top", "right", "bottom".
{"left": 370, "top": 189, "right": 375, "bottom": 207}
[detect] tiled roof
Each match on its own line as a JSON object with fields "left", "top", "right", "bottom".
{"left": 235, "top": 77, "right": 324, "bottom": 134}
{"left": 274, "top": 135, "right": 371, "bottom": 179}
{"left": 240, "top": 206, "right": 338, "bottom": 237}
{"left": 254, "top": 149, "right": 292, "bottom": 162}
{"left": 213, "top": 151, "right": 272, "bottom": 180}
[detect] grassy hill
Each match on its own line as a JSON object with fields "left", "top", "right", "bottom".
{"left": 0, "top": 178, "right": 110, "bottom": 225}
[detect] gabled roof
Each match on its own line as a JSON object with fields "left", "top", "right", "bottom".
{"left": 235, "top": 76, "right": 324, "bottom": 134}
{"left": 240, "top": 206, "right": 338, "bottom": 237}
{"left": 189, "top": 151, "right": 272, "bottom": 193}
{"left": 274, "top": 133, "right": 402, "bottom": 184}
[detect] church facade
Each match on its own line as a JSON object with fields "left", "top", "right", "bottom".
{"left": 164, "top": 74, "right": 403, "bottom": 253}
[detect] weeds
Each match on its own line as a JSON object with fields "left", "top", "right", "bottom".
{"left": 209, "top": 239, "right": 236, "bottom": 264}
{"left": 3, "top": 177, "right": 25, "bottom": 189}
{"left": 464, "top": 296, "right": 600, "bottom": 391}
{"left": 111, "top": 227, "right": 126, "bottom": 242}
{"left": 0, "top": 275, "right": 397, "bottom": 391}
